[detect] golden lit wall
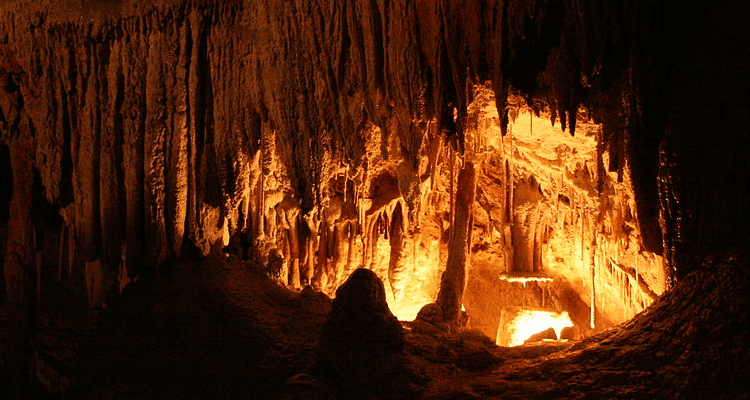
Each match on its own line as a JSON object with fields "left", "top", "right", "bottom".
{"left": 243, "top": 86, "right": 666, "bottom": 341}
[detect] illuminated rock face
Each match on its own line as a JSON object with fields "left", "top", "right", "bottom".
{"left": 0, "top": 0, "right": 747, "bottom": 393}
{"left": 497, "top": 309, "right": 573, "bottom": 347}
{"left": 459, "top": 90, "right": 666, "bottom": 340}
{"left": 0, "top": 0, "right": 719, "bottom": 336}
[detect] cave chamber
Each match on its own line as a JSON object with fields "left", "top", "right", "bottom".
{"left": 0, "top": 0, "right": 748, "bottom": 398}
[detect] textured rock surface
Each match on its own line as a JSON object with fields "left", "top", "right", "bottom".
{"left": 0, "top": 0, "right": 747, "bottom": 396}
{"left": 2, "top": 0, "right": 740, "bottom": 311}
{"left": 428, "top": 242, "right": 750, "bottom": 399}
{"left": 436, "top": 162, "right": 475, "bottom": 321}
{"left": 68, "top": 258, "right": 332, "bottom": 400}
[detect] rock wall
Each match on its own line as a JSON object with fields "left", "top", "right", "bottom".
{"left": 460, "top": 90, "right": 665, "bottom": 340}
{"left": 0, "top": 0, "right": 674, "bottom": 307}
{"left": 0, "top": 0, "right": 748, "bottom": 393}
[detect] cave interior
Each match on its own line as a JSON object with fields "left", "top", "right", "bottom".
{"left": 0, "top": 0, "right": 749, "bottom": 398}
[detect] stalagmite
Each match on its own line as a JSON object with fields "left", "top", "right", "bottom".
{"left": 388, "top": 202, "right": 406, "bottom": 301}
{"left": 314, "top": 221, "right": 329, "bottom": 292}
{"left": 587, "top": 215, "right": 596, "bottom": 329}
{"left": 449, "top": 146, "right": 456, "bottom": 234}
{"left": 436, "top": 162, "right": 476, "bottom": 322}
{"left": 288, "top": 211, "right": 301, "bottom": 288}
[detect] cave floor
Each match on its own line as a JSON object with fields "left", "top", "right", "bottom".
{"left": 67, "top": 258, "right": 332, "bottom": 399}
{"left": 54, "top": 245, "right": 750, "bottom": 399}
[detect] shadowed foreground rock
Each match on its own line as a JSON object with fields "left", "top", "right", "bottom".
{"left": 315, "top": 268, "right": 420, "bottom": 399}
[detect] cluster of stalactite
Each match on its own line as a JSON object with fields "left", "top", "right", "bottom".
{"left": 1, "top": 0, "right": 719, "bottom": 308}
{"left": 454, "top": 90, "right": 666, "bottom": 336}
{"left": 0, "top": 2, "right": 746, "bottom": 395}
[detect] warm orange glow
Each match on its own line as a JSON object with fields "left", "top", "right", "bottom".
{"left": 388, "top": 301, "right": 428, "bottom": 321}
{"left": 506, "top": 309, "right": 574, "bottom": 346}
{"left": 498, "top": 275, "right": 554, "bottom": 286}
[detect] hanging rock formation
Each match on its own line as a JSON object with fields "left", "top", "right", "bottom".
{"left": 0, "top": 0, "right": 721, "bottom": 310}
{"left": 0, "top": 0, "right": 748, "bottom": 395}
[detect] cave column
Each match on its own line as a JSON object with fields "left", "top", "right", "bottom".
{"left": 388, "top": 202, "right": 406, "bottom": 301}
{"left": 287, "top": 210, "right": 301, "bottom": 289}
{"left": 436, "top": 162, "right": 476, "bottom": 322}
{"left": 314, "top": 220, "right": 329, "bottom": 291}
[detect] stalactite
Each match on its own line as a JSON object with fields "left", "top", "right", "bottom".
{"left": 466, "top": 203, "right": 474, "bottom": 256}
{"left": 587, "top": 212, "right": 596, "bottom": 329}
{"left": 331, "top": 198, "right": 358, "bottom": 288}
{"left": 532, "top": 208, "right": 541, "bottom": 272}
{"left": 346, "top": 221, "right": 356, "bottom": 277}
{"left": 258, "top": 133, "right": 266, "bottom": 240}
{"left": 596, "top": 126, "right": 606, "bottom": 193}
{"left": 580, "top": 201, "right": 585, "bottom": 272}
{"left": 330, "top": 224, "right": 346, "bottom": 289}
{"left": 529, "top": 112, "right": 533, "bottom": 136}
{"left": 428, "top": 124, "right": 440, "bottom": 192}
{"left": 367, "top": 213, "right": 380, "bottom": 271}
{"left": 569, "top": 107, "right": 577, "bottom": 137}
{"left": 503, "top": 159, "right": 510, "bottom": 224}
{"left": 280, "top": 224, "right": 291, "bottom": 285}
{"left": 382, "top": 212, "right": 389, "bottom": 240}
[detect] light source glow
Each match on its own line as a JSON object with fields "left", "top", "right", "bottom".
{"left": 506, "top": 309, "right": 574, "bottom": 346}
{"left": 498, "top": 275, "right": 554, "bottom": 287}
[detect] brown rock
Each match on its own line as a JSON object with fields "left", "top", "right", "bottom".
{"left": 317, "top": 268, "right": 404, "bottom": 366}
{"left": 523, "top": 327, "right": 557, "bottom": 344}
{"left": 284, "top": 373, "right": 337, "bottom": 400}
{"left": 560, "top": 325, "right": 581, "bottom": 341}
{"left": 316, "top": 268, "right": 409, "bottom": 397}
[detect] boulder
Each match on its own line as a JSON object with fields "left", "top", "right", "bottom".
{"left": 316, "top": 268, "right": 413, "bottom": 398}
{"left": 317, "top": 268, "right": 404, "bottom": 368}
{"left": 560, "top": 325, "right": 582, "bottom": 341}
{"left": 523, "top": 327, "right": 557, "bottom": 344}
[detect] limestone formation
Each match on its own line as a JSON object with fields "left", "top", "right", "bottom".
{"left": 0, "top": 0, "right": 746, "bottom": 396}
{"left": 436, "top": 162, "right": 476, "bottom": 322}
